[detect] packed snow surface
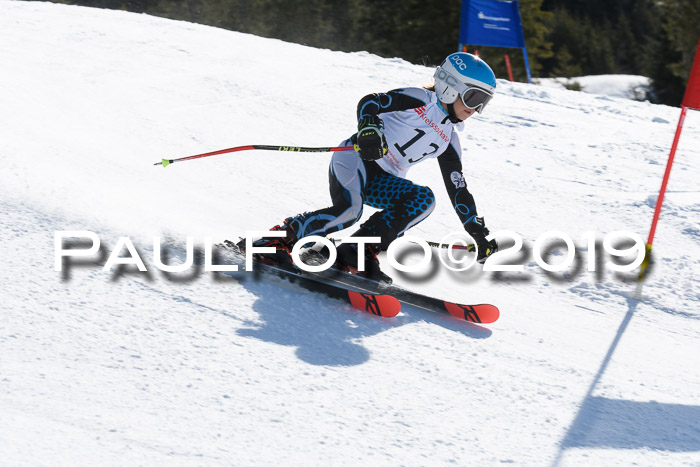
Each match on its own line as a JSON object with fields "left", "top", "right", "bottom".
{"left": 1, "top": 1, "right": 699, "bottom": 465}
{"left": 537, "top": 74, "right": 651, "bottom": 101}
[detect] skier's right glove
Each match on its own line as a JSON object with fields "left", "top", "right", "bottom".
{"left": 465, "top": 217, "right": 498, "bottom": 264}
{"left": 355, "top": 116, "right": 388, "bottom": 161}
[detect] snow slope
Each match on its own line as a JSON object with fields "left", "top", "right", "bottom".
{"left": 537, "top": 74, "right": 651, "bottom": 101}
{"left": 1, "top": 1, "right": 699, "bottom": 465}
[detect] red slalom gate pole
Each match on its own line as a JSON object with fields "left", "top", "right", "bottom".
{"left": 504, "top": 54, "right": 514, "bottom": 82}
{"left": 155, "top": 144, "right": 354, "bottom": 167}
{"left": 639, "top": 37, "right": 700, "bottom": 282}
{"left": 639, "top": 106, "right": 688, "bottom": 280}
{"left": 646, "top": 106, "right": 688, "bottom": 246}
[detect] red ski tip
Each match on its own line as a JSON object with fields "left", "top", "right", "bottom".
{"left": 444, "top": 302, "right": 499, "bottom": 324}
{"left": 348, "top": 291, "right": 400, "bottom": 318}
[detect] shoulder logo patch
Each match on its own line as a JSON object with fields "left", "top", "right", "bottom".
{"left": 451, "top": 171, "right": 466, "bottom": 189}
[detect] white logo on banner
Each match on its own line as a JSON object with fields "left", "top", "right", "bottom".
{"left": 478, "top": 11, "right": 511, "bottom": 22}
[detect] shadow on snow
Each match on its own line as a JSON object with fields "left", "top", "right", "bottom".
{"left": 227, "top": 271, "right": 492, "bottom": 367}
{"left": 553, "top": 288, "right": 700, "bottom": 463}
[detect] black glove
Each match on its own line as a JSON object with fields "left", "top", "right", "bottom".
{"left": 465, "top": 217, "right": 498, "bottom": 264}
{"left": 355, "top": 116, "right": 388, "bottom": 161}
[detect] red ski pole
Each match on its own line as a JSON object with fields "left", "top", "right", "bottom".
{"left": 155, "top": 144, "right": 355, "bottom": 167}
{"left": 426, "top": 240, "right": 475, "bottom": 251}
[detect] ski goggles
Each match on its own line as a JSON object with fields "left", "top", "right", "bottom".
{"left": 460, "top": 86, "right": 493, "bottom": 113}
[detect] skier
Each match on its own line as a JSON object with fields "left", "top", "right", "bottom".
{"left": 243, "top": 52, "right": 499, "bottom": 281}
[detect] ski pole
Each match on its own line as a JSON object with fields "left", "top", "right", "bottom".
{"left": 425, "top": 240, "right": 475, "bottom": 251}
{"left": 325, "top": 238, "right": 477, "bottom": 251}
{"left": 155, "top": 144, "right": 355, "bottom": 168}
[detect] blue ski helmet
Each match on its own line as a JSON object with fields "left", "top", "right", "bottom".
{"left": 434, "top": 53, "right": 496, "bottom": 112}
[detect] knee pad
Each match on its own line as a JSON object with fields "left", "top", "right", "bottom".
{"left": 405, "top": 185, "right": 435, "bottom": 218}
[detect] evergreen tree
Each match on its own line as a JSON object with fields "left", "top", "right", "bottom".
{"left": 660, "top": 0, "right": 700, "bottom": 82}
{"left": 38, "top": 0, "right": 698, "bottom": 104}
{"left": 513, "top": 0, "right": 554, "bottom": 78}
{"left": 552, "top": 45, "right": 581, "bottom": 78}
{"left": 646, "top": 0, "right": 700, "bottom": 105}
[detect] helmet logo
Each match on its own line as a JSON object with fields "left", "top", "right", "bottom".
{"left": 450, "top": 54, "right": 468, "bottom": 71}
{"left": 435, "top": 68, "right": 461, "bottom": 88}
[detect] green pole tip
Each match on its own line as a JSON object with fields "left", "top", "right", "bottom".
{"left": 161, "top": 158, "right": 171, "bottom": 168}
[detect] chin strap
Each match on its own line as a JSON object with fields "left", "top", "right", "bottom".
{"left": 446, "top": 102, "right": 463, "bottom": 123}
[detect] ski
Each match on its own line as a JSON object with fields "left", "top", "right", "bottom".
{"left": 306, "top": 270, "right": 499, "bottom": 324}
{"left": 216, "top": 241, "right": 497, "bottom": 323}
{"left": 216, "top": 242, "right": 401, "bottom": 318}
{"left": 294, "top": 248, "right": 498, "bottom": 323}
{"left": 383, "top": 286, "right": 499, "bottom": 324}
{"left": 293, "top": 246, "right": 499, "bottom": 323}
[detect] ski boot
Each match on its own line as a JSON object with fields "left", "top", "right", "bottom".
{"left": 236, "top": 219, "right": 298, "bottom": 267}
{"left": 334, "top": 242, "right": 392, "bottom": 285}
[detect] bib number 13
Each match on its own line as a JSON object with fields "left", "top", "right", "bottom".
{"left": 394, "top": 129, "right": 439, "bottom": 163}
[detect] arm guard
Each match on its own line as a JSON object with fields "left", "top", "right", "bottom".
{"left": 437, "top": 142, "right": 479, "bottom": 228}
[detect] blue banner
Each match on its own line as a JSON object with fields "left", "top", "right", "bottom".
{"left": 460, "top": 0, "right": 524, "bottom": 48}
{"left": 459, "top": 0, "right": 532, "bottom": 83}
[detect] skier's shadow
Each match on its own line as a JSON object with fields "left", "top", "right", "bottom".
{"left": 228, "top": 272, "right": 492, "bottom": 367}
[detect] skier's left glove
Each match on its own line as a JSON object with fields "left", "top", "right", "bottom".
{"left": 355, "top": 116, "right": 388, "bottom": 161}
{"left": 465, "top": 217, "right": 498, "bottom": 264}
